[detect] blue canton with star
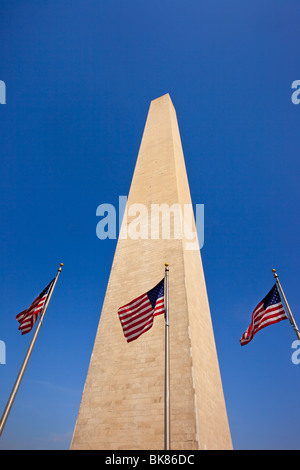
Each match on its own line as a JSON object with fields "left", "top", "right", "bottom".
{"left": 263, "top": 284, "right": 281, "bottom": 309}
{"left": 147, "top": 279, "right": 164, "bottom": 308}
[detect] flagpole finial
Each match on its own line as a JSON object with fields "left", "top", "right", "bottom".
{"left": 165, "top": 263, "right": 169, "bottom": 271}
{"left": 60, "top": 263, "right": 64, "bottom": 267}
{"left": 272, "top": 268, "right": 278, "bottom": 278}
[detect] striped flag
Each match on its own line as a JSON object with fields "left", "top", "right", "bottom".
{"left": 118, "top": 279, "right": 165, "bottom": 342}
{"left": 16, "top": 279, "right": 54, "bottom": 335}
{"left": 240, "top": 284, "right": 287, "bottom": 346}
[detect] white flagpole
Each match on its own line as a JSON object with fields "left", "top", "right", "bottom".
{"left": 0, "top": 263, "right": 64, "bottom": 438}
{"left": 272, "top": 268, "right": 300, "bottom": 342}
{"left": 164, "top": 263, "right": 170, "bottom": 450}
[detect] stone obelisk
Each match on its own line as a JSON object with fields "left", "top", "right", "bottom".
{"left": 71, "top": 94, "right": 232, "bottom": 450}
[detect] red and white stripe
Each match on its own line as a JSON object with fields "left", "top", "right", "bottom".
{"left": 118, "top": 293, "right": 164, "bottom": 343}
{"left": 16, "top": 293, "right": 48, "bottom": 335}
{"left": 240, "top": 300, "right": 287, "bottom": 346}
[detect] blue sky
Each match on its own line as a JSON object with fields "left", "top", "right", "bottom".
{"left": 0, "top": 0, "right": 300, "bottom": 450}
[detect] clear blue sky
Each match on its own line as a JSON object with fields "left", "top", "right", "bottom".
{"left": 0, "top": 0, "right": 300, "bottom": 450}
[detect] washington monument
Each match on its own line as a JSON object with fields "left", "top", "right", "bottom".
{"left": 71, "top": 94, "right": 232, "bottom": 450}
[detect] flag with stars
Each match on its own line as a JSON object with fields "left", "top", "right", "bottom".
{"left": 240, "top": 284, "right": 287, "bottom": 346}
{"left": 16, "top": 279, "right": 55, "bottom": 335}
{"left": 118, "top": 279, "right": 165, "bottom": 342}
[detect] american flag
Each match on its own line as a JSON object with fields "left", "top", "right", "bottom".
{"left": 118, "top": 279, "right": 165, "bottom": 342}
{"left": 16, "top": 279, "right": 54, "bottom": 335}
{"left": 240, "top": 284, "right": 287, "bottom": 346}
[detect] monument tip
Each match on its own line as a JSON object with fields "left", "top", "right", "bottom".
{"left": 151, "top": 93, "right": 172, "bottom": 104}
